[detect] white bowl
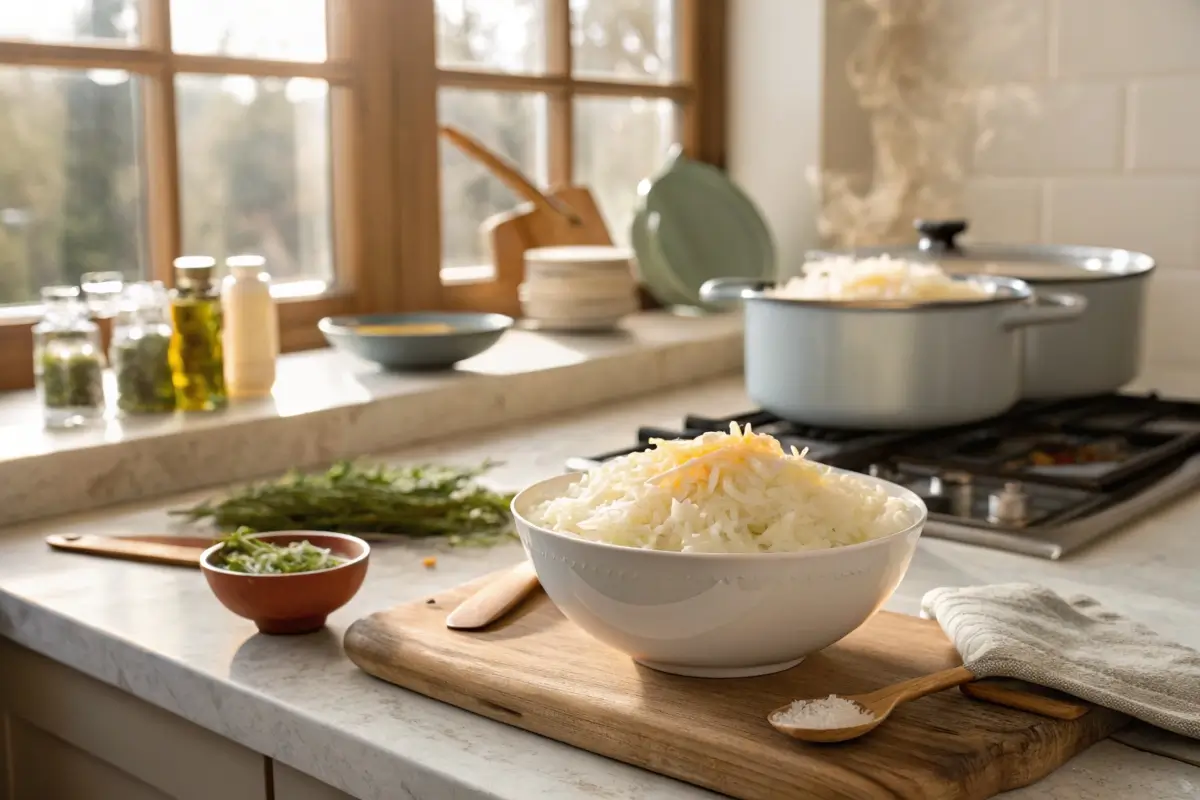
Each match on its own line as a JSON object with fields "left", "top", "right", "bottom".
{"left": 511, "top": 471, "right": 926, "bottom": 678}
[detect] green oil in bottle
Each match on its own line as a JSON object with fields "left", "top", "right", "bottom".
{"left": 169, "top": 257, "right": 227, "bottom": 411}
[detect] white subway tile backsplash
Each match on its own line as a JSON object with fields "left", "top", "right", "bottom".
{"left": 1129, "top": 77, "right": 1200, "bottom": 172}
{"left": 931, "top": 0, "right": 1049, "bottom": 84}
{"left": 1056, "top": 0, "right": 1200, "bottom": 78}
{"left": 818, "top": 0, "right": 1200, "bottom": 368}
{"left": 973, "top": 83, "right": 1123, "bottom": 175}
{"left": 1045, "top": 178, "right": 1200, "bottom": 269}
{"left": 961, "top": 179, "right": 1044, "bottom": 243}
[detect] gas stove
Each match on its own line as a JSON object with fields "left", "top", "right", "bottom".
{"left": 565, "top": 393, "right": 1200, "bottom": 559}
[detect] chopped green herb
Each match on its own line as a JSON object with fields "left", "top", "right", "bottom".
{"left": 174, "top": 460, "right": 516, "bottom": 546}
{"left": 215, "top": 528, "right": 345, "bottom": 575}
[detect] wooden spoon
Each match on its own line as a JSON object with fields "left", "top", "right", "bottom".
{"left": 769, "top": 666, "right": 1090, "bottom": 743}
{"left": 445, "top": 560, "right": 539, "bottom": 630}
{"left": 770, "top": 666, "right": 976, "bottom": 742}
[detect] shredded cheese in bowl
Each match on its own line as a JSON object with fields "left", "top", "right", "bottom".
{"left": 531, "top": 424, "right": 918, "bottom": 554}
{"left": 771, "top": 255, "right": 994, "bottom": 303}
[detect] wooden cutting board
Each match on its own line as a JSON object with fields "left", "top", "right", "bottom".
{"left": 344, "top": 574, "right": 1127, "bottom": 800}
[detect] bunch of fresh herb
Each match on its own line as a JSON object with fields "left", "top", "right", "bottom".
{"left": 174, "top": 460, "right": 516, "bottom": 546}
{"left": 215, "top": 528, "right": 344, "bottom": 575}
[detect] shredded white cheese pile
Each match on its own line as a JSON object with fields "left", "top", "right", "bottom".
{"left": 532, "top": 423, "right": 916, "bottom": 554}
{"left": 771, "top": 255, "right": 993, "bottom": 302}
{"left": 772, "top": 695, "right": 877, "bottom": 730}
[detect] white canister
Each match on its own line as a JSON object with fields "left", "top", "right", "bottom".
{"left": 521, "top": 245, "right": 638, "bottom": 331}
{"left": 221, "top": 255, "right": 279, "bottom": 398}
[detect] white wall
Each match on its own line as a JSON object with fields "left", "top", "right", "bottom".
{"left": 728, "top": 0, "right": 1200, "bottom": 371}
{"left": 726, "top": 0, "right": 825, "bottom": 274}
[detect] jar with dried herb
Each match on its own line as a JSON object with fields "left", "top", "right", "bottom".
{"left": 33, "top": 291, "right": 106, "bottom": 429}
{"left": 110, "top": 282, "right": 176, "bottom": 414}
{"left": 168, "top": 256, "right": 227, "bottom": 412}
{"left": 33, "top": 285, "right": 82, "bottom": 380}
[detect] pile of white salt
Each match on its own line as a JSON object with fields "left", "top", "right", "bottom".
{"left": 771, "top": 695, "right": 876, "bottom": 730}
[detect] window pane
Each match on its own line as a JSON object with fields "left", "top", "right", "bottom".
{"left": 573, "top": 96, "right": 675, "bottom": 247}
{"left": 0, "top": 1, "right": 139, "bottom": 45}
{"left": 0, "top": 67, "right": 146, "bottom": 307}
{"left": 439, "top": 89, "right": 547, "bottom": 271}
{"left": 571, "top": 0, "right": 675, "bottom": 83}
{"left": 170, "top": 0, "right": 326, "bottom": 62}
{"left": 177, "top": 75, "right": 334, "bottom": 286}
{"left": 436, "top": 0, "right": 546, "bottom": 74}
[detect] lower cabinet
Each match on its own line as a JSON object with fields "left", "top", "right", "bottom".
{"left": 0, "top": 638, "right": 360, "bottom": 800}
{"left": 273, "top": 763, "right": 358, "bottom": 800}
{"left": 7, "top": 716, "right": 173, "bottom": 800}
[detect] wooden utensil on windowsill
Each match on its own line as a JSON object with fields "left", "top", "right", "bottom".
{"left": 437, "top": 125, "right": 615, "bottom": 319}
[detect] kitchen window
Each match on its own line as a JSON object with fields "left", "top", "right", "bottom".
{"left": 0, "top": 0, "right": 725, "bottom": 391}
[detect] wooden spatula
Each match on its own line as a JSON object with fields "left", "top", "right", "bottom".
{"left": 437, "top": 125, "right": 615, "bottom": 319}
{"left": 46, "top": 534, "right": 213, "bottom": 568}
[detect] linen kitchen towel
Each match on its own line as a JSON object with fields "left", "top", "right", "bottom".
{"left": 921, "top": 583, "right": 1200, "bottom": 740}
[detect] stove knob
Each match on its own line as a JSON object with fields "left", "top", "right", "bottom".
{"left": 938, "top": 471, "right": 974, "bottom": 517}
{"left": 988, "top": 482, "right": 1028, "bottom": 527}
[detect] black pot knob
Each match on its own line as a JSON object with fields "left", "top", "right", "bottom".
{"left": 915, "top": 219, "right": 968, "bottom": 252}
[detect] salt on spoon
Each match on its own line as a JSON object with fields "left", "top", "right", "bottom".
{"left": 769, "top": 665, "right": 976, "bottom": 743}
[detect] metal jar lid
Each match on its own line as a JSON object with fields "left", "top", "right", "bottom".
{"left": 808, "top": 219, "right": 1156, "bottom": 284}
{"left": 173, "top": 256, "right": 217, "bottom": 289}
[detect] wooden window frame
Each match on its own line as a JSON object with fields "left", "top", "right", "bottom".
{"left": 0, "top": 0, "right": 726, "bottom": 391}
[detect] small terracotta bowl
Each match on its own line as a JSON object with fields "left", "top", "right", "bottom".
{"left": 201, "top": 532, "right": 370, "bottom": 635}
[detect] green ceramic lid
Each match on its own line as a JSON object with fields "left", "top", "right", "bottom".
{"left": 635, "top": 146, "right": 775, "bottom": 308}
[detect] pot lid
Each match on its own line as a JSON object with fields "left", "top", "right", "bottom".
{"left": 702, "top": 274, "right": 1034, "bottom": 310}
{"left": 810, "top": 219, "right": 1155, "bottom": 283}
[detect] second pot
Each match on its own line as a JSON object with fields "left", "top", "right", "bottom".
{"left": 699, "top": 276, "right": 1086, "bottom": 429}
{"left": 811, "top": 220, "right": 1156, "bottom": 399}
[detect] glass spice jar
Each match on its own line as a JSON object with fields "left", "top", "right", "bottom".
{"left": 32, "top": 285, "right": 82, "bottom": 382}
{"left": 110, "top": 282, "right": 176, "bottom": 415}
{"left": 81, "top": 270, "right": 125, "bottom": 355}
{"left": 34, "top": 292, "right": 106, "bottom": 429}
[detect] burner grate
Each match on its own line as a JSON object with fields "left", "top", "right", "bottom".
{"left": 565, "top": 390, "right": 1200, "bottom": 558}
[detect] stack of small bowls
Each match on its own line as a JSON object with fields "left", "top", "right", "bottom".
{"left": 519, "top": 245, "right": 639, "bottom": 331}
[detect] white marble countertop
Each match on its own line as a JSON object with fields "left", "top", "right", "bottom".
{"left": 2, "top": 372, "right": 1200, "bottom": 799}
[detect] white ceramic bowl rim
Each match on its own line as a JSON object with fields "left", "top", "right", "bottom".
{"left": 200, "top": 530, "right": 372, "bottom": 577}
{"left": 511, "top": 468, "right": 929, "bottom": 562}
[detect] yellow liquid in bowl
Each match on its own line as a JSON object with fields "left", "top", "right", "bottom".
{"left": 351, "top": 323, "right": 457, "bottom": 336}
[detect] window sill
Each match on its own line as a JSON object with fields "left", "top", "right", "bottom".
{"left": 0, "top": 310, "right": 743, "bottom": 527}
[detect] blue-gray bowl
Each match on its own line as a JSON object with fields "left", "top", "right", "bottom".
{"left": 318, "top": 312, "right": 514, "bottom": 370}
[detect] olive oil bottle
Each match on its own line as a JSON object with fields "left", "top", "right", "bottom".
{"left": 168, "top": 256, "right": 227, "bottom": 411}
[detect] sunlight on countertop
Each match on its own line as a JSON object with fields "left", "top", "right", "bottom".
{"left": 0, "top": 311, "right": 741, "bottom": 463}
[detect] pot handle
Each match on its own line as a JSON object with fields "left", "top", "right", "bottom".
{"left": 1001, "top": 291, "right": 1088, "bottom": 331}
{"left": 698, "top": 278, "right": 774, "bottom": 304}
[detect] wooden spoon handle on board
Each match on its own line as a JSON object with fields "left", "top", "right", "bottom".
{"left": 438, "top": 125, "right": 583, "bottom": 225}
{"left": 962, "top": 679, "right": 1089, "bottom": 720}
{"left": 46, "top": 534, "right": 210, "bottom": 568}
{"left": 446, "top": 560, "right": 540, "bottom": 630}
{"left": 859, "top": 665, "right": 1090, "bottom": 721}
